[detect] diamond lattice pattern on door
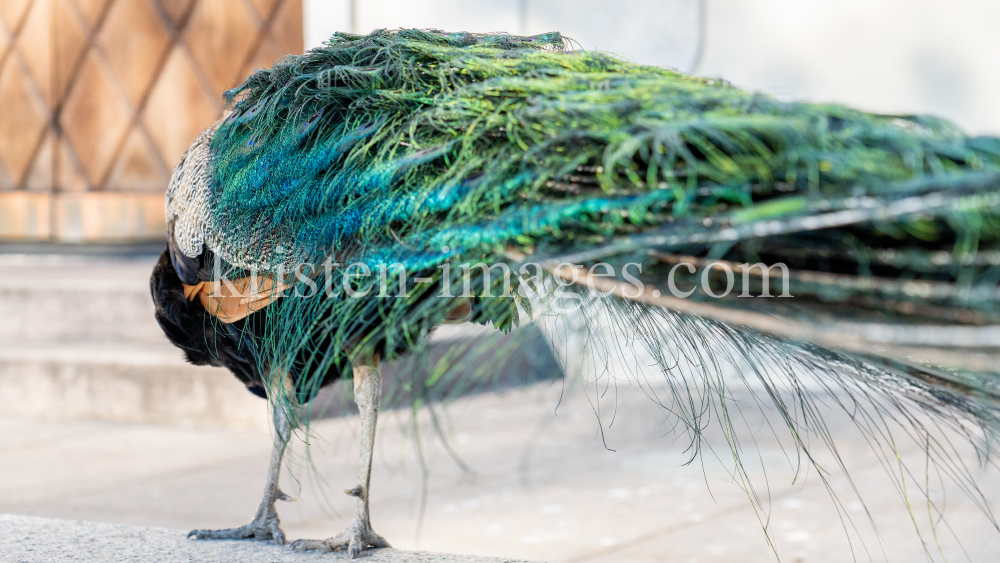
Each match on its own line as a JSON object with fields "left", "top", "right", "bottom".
{"left": 0, "top": 0, "right": 302, "bottom": 240}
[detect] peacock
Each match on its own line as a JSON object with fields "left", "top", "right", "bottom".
{"left": 150, "top": 29, "right": 1000, "bottom": 558}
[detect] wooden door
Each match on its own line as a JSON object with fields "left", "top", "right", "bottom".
{"left": 0, "top": 0, "right": 302, "bottom": 241}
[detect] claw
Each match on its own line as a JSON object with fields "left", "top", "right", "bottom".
{"left": 291, "top": 519, "right": 389, "bottom": 556}
{"left": 344, "top": 486, "right": 362, "bottom": 497}
{"left": 185, "top": 517, "right": 285, "bottom": 544}
{"left": 187, "top": 529, "right": 221, "bottom": 540}
{"left": 290, "top": 538, "right": 332, "bottom": 552}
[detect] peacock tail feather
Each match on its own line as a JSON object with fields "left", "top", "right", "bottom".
{"left": 201, "top": 26, "right": 1000, "bottom": 385}
{"left": 172, "top": 28, "right": 1000, "bottom": 550}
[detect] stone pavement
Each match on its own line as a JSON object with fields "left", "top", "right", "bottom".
{"left": 3, "top": 380, "right": 1000, "bottom": 563}
{"left": 0, "top": 514, "right": 537, "bottom": 563}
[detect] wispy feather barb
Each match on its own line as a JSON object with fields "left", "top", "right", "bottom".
{"left": 180, "top": 28, "right": 1000, "bottom": 555}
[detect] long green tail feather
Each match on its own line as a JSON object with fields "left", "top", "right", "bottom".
{"left": 196, "top": 28, "right": 1000, "bottom": 555}
{"left": 207, "top": 29, "right": 1000, "bottom": 364}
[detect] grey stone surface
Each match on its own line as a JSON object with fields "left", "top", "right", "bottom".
{"left": 3, "top": 383, "right": 1000, "bottom": 563}
{"left": 0, "top": 514, "right": 540, "bottom": 562}
{"left": 0, "top": 343, "right": 269, "bottom": 429}
{"left": 0, "top": 252, "right": 260, "bottom": 429}
{"left": 0, "top": 251, "right": 560, "bottom": 428}
{"left": 0, "top": 252, "right": 164, "bottom": 346}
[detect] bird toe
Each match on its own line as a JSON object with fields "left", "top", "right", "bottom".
{"left": 186, "top": 518, "right": 286, "bottom": 543}
{"left": 271, "top": 524, "right": 285, "bottom": 545}
{"left": 290, "top": 520, "right": 389, "bottom": 555}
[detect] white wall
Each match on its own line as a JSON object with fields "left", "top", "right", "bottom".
{"left": 698, "top": 0, "right": 1000, "bottom": 136}
{"left": 303, "top": 0, "right": 353, "bottom": 49}
{"left": 304, "top": 0, "right": 701, "bottom": 72}
{"left": 525, "top": 0, "right": 701, "bottom": 71}
{"left": 303, "top": 0, "right": 1000, "bottom": 135}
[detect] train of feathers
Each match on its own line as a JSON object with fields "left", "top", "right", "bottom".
{"left": 151, "top": 29, "right": 1000, "bottom": 557}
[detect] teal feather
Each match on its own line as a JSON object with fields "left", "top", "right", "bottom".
{"left": 204, "top": 29, "right": 1000, "bottom": 364}
{"left": 192, "top": 29, "right": 1000, "bottom": 551}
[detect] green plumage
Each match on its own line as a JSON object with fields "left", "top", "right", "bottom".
{"left": 195, "top": 29, "right": 1000, "bottom": 553}
{"left": 207, "top": 28, "right": 1000, "bottom": 378}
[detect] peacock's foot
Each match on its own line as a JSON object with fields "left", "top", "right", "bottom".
{"left": 187, "top": 509, "right": 285, "bottom": 545}
{"left": 290, "top": 518, "right": 390, "bottom": 558}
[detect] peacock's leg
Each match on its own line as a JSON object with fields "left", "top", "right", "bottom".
{"left": 188, "top": 401, "right": 293, "bottom": 544}
{"left": 291, "top": 351, "right": 390, "bottom": 557}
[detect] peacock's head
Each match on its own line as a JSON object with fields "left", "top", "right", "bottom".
{"left": 150, "top": 249, "right": 268, "bottom": 399}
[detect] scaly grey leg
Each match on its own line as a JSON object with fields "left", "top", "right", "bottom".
{"left": 291, "top": 351, "right": 390, "bottom": 557}
{"left": 188, "top": 401, "right": 293, "bottom": 544}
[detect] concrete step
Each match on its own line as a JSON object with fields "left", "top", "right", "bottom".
{"left": 0, "top": 341, "right": 269, "bottom": 429}
{"left": 0, "top": 328, "right": 562, "bottom": 429}
{"left": 0, "top": 245, "right": 563, "bottom": 428}
{"left": 0, "top": 247, "right": 266, "bottom": 428}
{"left": 0, "top": 245, "right": 164, "bottom": 345}
{"left": 0, "top": 278, "right": 161, "bottom": 344}
{"left": 0, "top": 514, "right": 544, "bottom": 562}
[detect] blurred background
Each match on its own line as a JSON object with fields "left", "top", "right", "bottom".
{"left": 2, "top": 2, "right": 1000, "bottom": 562}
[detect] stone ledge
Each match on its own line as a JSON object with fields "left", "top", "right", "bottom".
{"left": 1, "top": 515, "right": 543, "bottom": 563}
{"left": 0, "top": 343, "right": 269, "bottom": 430}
